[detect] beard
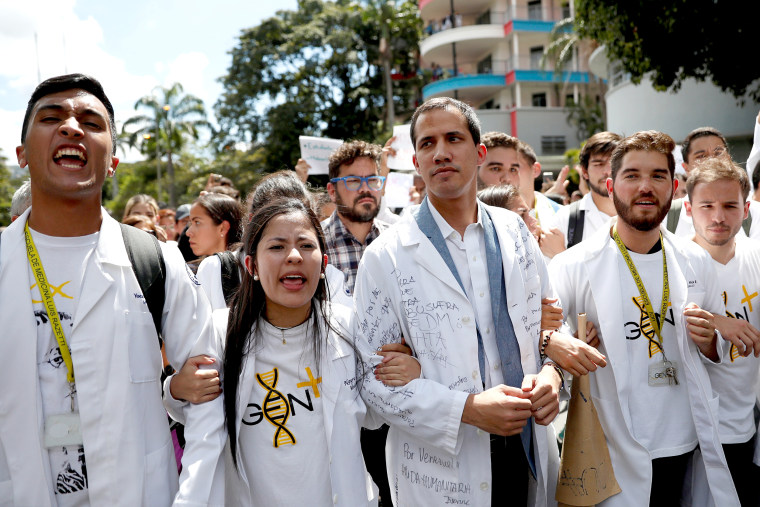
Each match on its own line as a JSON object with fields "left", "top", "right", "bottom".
{"left": 335, "top": 191, "right": 379, "bottom": 223}
{"left": 613, "top": 191, "right": 671, "bottom": 232}
{"left": 585, "top": 176, "right": 609, "bottom": 198}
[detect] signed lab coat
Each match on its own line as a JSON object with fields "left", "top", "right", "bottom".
{"left": 548, "top": 220, "right": 738, "bottom": 507}
{"left": 169, "top": 303, "right": 379, "bottom": 506}
{"left": 0, "top": 208, "right": 221, "bottom": 507}
{"left": 353, "top": 204, "right": 560, "bottom": 506}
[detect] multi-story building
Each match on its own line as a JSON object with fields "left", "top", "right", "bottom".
{"left": 418, "top": 0, "right": 602, "bottom": 168}
{"left": 588, "top": 46, "right": 758, "bottom": 166}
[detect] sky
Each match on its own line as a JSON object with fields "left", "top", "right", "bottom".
{"left": 0, "top": 0, "right": 298, "bottom": 167}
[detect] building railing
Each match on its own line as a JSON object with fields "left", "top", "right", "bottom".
{"left": 425, "top": 59, "right": 510, "bottom": 81}
{"left": 423, "top": 11, "right": 508, "bottom": 37}
{"left": 505, "top": 4, "right": 565, "bottom": 23}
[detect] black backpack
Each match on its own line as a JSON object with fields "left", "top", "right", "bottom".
{"left": 566, "top": 200, "right": 586, "bottom": 248}
{"left": 0, "top": 225, "right": 166, "bottom": 344}
{"left": 215, "top": 250, "right": 241, "bottom": 305}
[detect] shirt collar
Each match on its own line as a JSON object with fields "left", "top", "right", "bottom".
{"left": 427, "top": 198, "right": 483, "bottom": 240}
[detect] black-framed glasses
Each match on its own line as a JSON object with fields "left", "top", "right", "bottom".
{"left": 329, "top": 175, "right": 386, "bottom": 191}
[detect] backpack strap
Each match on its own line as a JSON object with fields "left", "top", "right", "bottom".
{"left": 566, "top": 200, "right": 585, "bottom": 248}
{"left": 120, "top": 224, "right": 166, "bottom": 345}
{"left": 215, "top": 250, "right": 241, "bottom": 305}
{"left": 743, "top": 212, "right": 753, "bottom": 237}
{"left": 666, "top": 199, "right": 683, "bottom": 234}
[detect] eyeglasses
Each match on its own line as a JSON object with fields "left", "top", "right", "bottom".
{"left": 329, "top": 175, "right": 386, "bottom": 191}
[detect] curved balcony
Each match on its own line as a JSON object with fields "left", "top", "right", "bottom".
{"left": 420, "top": 24, "right": 505, "bottom": 64}
{"left": 423, "top": 73, "right": 507, "bottom": 103}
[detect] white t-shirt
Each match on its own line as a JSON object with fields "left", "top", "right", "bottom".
{"left": 705, "top": 238, "right": 760, "bottom": 444}
{"left": 618, "top": 247, "right": 698, "bottom": 458}
{"left": 545, "top": 192, "right": 613, "bottom": 247}
{"left": 28, "top": 228, "right": 99, "bottom": 506}
{"left": 238, "top": 319, "right": 332, "bottom": 506}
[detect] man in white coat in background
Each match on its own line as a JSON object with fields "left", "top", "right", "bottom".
{"left": 353, "top": 97, "right": 564, "bottom": 506}
{"left": 549, "top": 130, "right": 738, "bottom": 506}
{"left": 0, "top": 74, "right": 221, "bottom": 506}
{"left": 683, "top": 157, "right": 760, "bottom": 505}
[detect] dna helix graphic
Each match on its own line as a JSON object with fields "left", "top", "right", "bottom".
{"left": 257, "top": 369, "right": 296, "bottom": 448}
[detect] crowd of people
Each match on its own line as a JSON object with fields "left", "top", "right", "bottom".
{"left": 2, "top": 72, "right": 760, "bottom": 507}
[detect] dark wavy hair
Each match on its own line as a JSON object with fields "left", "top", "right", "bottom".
{"left": 193, "top": 193, "right": 244, "bottom": 249}
{"left": 223, "top": 197, "right": 356, "bottom": 470}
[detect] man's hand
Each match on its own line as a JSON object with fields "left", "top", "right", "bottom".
{"left": 713, "top": 314, "right": 760, "bottom": 357}
{"left": 379, "top": 136, "right": 397, "bottom": 178}
{"left": 521, "top": 369, "right": 561, "bottom": 425}
{"left": 546, "top": 165, "right": 571, "bottom": 198}
{"left": 375, "top": 339, "right": 420, "bottom": 386}
{"left": 539, "top": 227, "right": 566, "bottom": 258}
{"left": 462, "top": 385, "right": 532, "bottom": 436}
{"left": 294, "top": 158, "right": 311, "bottom": 183}
{"left": 169, "top": 355, "right": 221, "bottom": 404}
{"left": 544, "top": 326, "right": 606, "bottom": 377}
{"left": 541, "top": 297, "right": 563, "bottom": 331}
{"left": 684, "top": 303, "right": 718, "bottom": 361}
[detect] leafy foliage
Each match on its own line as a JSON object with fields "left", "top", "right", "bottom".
{"left": 0, "top": 149, "right": 14, "bottom": 226}
{"left": 122, "top": 83, "right": 210, "bottom": 207}
{"left": 566, "top": 96, "right": 605, "bottom": 142}
{"left": 575, "top": 0, "right": 760, "bottom": 102}
{"left": 214, "top": 0, "right": 422, "bottom": 173}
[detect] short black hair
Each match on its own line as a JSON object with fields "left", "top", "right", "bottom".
{"left": 753, "top": 160, "right": 760, "bottom": 190}
{"left": 410, "top": 97, "right": 481, "bottom": 148}
{"left": 680, "top": 127, "right": 727, "bottom": 164}
{"left": 21, "top": 73, "right": 117, "bottom": 154}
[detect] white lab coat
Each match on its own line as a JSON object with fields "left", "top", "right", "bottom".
{"left": 353, "top": 204, "right": 560, "bottom": 506}
{"left": 548, "top": 220, "right": 738, "bottom": 507}
{"left": 170, "top": 304, "right": 379, "bottom": 506}
{"left": 0, "top": 208, "right": 221, "bottom": 507}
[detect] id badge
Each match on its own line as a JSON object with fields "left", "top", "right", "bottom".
{"left": 648, "top": 361, "right": 679, "bottom": 386}
{"left": 44, "top": 412, "right": 83, "bottom": 448}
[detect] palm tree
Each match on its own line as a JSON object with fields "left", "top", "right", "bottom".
{"left": 123, "top": 83, "right": 210, "bottom": 207}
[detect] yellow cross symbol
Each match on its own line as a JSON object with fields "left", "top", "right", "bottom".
{"left": 30, "top": 281, "right": 73, "bottom": 304}
{"left": 296, "top": 367, "right": 322, "bottom": 398}
{"left": 741, "top": 285, "right": 758, "bottom": 312}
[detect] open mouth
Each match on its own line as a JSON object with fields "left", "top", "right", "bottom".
{"left": 281, "top": 274, "right": 307, "bottom": 290}
{"left": 53, "top": 147, "right": 87, "bottom": 168}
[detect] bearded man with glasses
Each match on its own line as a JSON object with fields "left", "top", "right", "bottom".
{"left": 322, "top": 140, "right": 389, "bottom": 296}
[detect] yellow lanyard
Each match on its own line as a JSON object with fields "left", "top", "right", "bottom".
{"left": 613, "top": 226, "right": 670, "bottom": 350}
{"left": 25, "top": 223, "right": 75, "bottom": 384}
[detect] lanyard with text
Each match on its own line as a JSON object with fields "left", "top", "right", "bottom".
{"left": 612, "top": 226, "right": 670, "bottom": 355}
{"left": 25, "top": 223, "right": 75, "bottom": 385}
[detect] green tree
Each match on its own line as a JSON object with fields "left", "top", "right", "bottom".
{"left": 214, "top": 0, "right": 422, "bottom": 173}
{"left": 122, "top": 83, "right": 210, "bottom": 207}
{"left": 575, "top": 0, "right": 760, "bottom": 102}
{"left": 0, "top": 149, "right": 14, "bottom": 226}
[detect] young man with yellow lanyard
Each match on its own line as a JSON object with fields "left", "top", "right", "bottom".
{"left": 0, "top": 74, "right": 220, "bottom": 506}
{"left": 548, "top": 131, "right": 739, "bottom": 505}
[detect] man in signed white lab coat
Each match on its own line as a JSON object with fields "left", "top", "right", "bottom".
{"left": 549, "top": 130, "right": 738, "bottom": 506}
{"left": 353, "top": 97, "right": 563, "bottom": 506}
{"left": 0, "top": 74, "right": 220, "bottom": 506}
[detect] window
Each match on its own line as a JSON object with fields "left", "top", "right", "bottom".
{"left": 532, "top": 93, "right": 547, "bottom": 107}
{"left": 566, "top": 94, "right": 575, "bottom": 106}
{"left": 561, "top": 2, "right": 571, "bottom": 18}
{"left": 530, "top": 46, "right": 544, "bottom": 70}
{"left": 528, "top": 0, "right": 542, "bottom": 20}
{"left": 477, "top": 55, "right": 493, "bottom": 74}
{"left": 542, "top": 136, "right": 566, "bottom": 155}
{"left": 476, "top": 10, "right": 491, "bottom": 25}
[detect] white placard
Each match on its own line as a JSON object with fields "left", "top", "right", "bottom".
{"left": 298, "top": 135, "right": 344, "bottom": 175}
{"left": 386, "top": 124, "right": 415, "bottom": 171}
{"left": 384, "top": 171, "right": 414, "bottom": 208}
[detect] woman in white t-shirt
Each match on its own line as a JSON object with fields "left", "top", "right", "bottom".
{"left": 175, "top": 197, "right": 419, "bottom": 505}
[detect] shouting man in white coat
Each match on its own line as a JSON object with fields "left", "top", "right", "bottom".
{"left": 353, "top": 97, "right": 563, "bottom": 506}
{"left": 0, "top": 74, "right": 220, "bottom": 506}
{"left": 549, "top": 130, "right": 738, "bottom": 506}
